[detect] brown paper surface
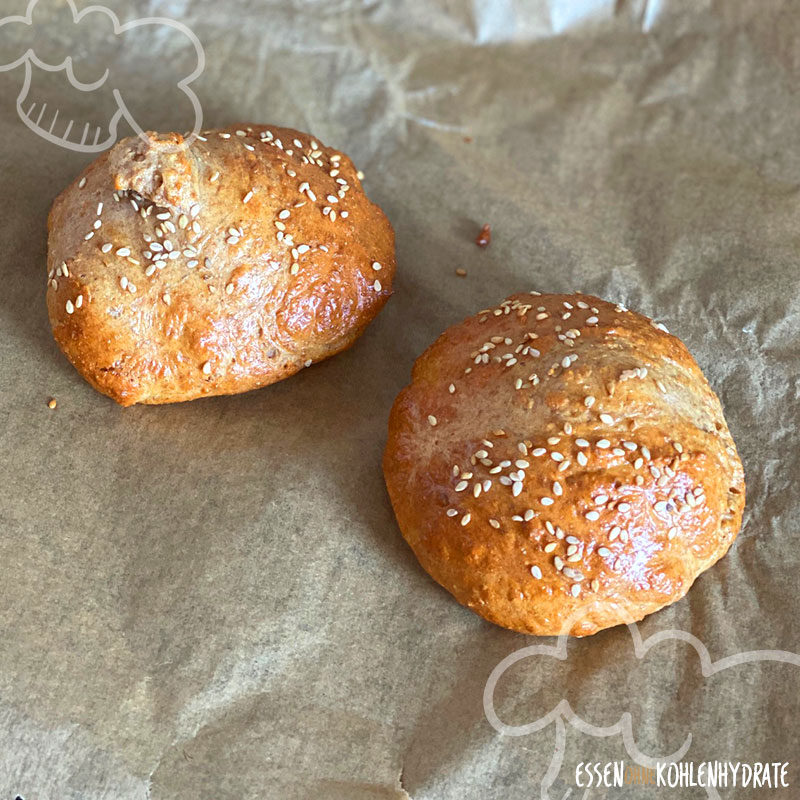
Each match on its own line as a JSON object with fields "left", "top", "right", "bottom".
{"left": 1, "top": 0, "right": 798, "bottom": 798}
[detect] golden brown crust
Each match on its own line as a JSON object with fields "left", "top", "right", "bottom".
{"left": 383, "top": 292, "right": 745, "bottom": 637}
{"left": 46, "top": 124, "right": 395, "bottom": 405}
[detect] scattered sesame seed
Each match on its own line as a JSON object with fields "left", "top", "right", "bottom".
{"left": 65, "top": 299, "right": 74, "bottom": 314}
{"left": 596, "top": 439, "right": 611, "bottom": 449}
{"left": 600, "top": 413, "right": 614, "bottom": 425}
{"left": 428, "top": 415, "right": 437, "bottom": 426}
{"left": 584, "top": 396, "right": 595, "bottom": 408}
{"left": 202, "top": 361, "right": 212, "bottom": 375}
{"left": 531, "top": 565, "right": 542, "bottom": 579}
{"left": 571, "top": 584, "right": 581, "bottom": 597}
{"left": 116, "top": 247, "right": 131, "bottom": 257}
{"left": 373, "top": 279, "right": 382, "bottom": 292}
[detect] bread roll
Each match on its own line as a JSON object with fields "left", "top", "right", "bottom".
{"left": 383, "top": 292, "right": 745, "bottom": 636}
{"left": 46, "top": 124, "right": 395, "bottom": 405}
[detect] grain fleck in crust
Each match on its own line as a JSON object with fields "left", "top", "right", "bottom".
{"left": 47, "top": 124, "right": 395, "bottom": 405}
{"left": 383, "top": 292, "right": 745, "bottom": 637}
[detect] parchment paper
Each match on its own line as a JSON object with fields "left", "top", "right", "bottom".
{"left": 1, "top": 0, "right": 799, "bottom": 798}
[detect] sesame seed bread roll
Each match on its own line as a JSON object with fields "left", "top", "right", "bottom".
{"left": 46, "top": 124, "right": 395, "bottom": 405}
{"left": 383, "top": 292, "right": 745, "bottom": 637}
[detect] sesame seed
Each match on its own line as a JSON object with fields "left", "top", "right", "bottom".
{"left": 600, "top": 413, "right": 614, "bottom": 425}
{"left": 372, "top": 261, "right": 382, "bottom": 271}
{"left": 75, "top": 295, "right": 83, "bottom": 308}
{"left": 455, "top": 480, "right": 468, "bottom": 492}
{"left": 571, "top": 584, "right": 581, "bottom": 597}
{"left": 461, "top": 513, "right": 471, "bottom": 526}
{"left": 554, "top": 556, "right": 564, "bottom": 570}
{"left": 609, "top": 526, "right": 621, "bottom": 541}
{"left": 243, "top": 190, "right": 254, "bottom": 204}
{"left": 512, "top": 481, "right": 523, "bottom": 497}
{"left": 116, "top": 247, "right": 131, "bottom": 257}
{"left": 47, "top": 398, "right": 57, "bottom": 409}
{"left": 577, "top": 452, "right": 588, "bottom": 466}
{"left": 618, "top": 502, "right": 631, "bottom": 512}
{"left": 598, "top": 547, "right": 611, "bottom": 557}
{"left": 489, "top": 519, "right": 501, "bottom": 529}
{"left": 279, "top": 210, "right": 291, "bottom": 220}
{"left": 550, "top": 452, "right": 564, "bottom": 462}
{"left": 101, "top": 243, "right": 113, "bottom": 253}
{"left": 202, "top": 361, "right": 212, "bottom": 375}
{"left": 531, "top": 565, "right": 542, "bottom": 579}
{"left": 119, "top": 276, "right": 128, "bottom": 290}
{"left": 448, "top": 384, "right": 455, "bottom": 394}
{"left": 575, "top": 438, "right": 589, "bottom": 448}
{"left": 584, "top": 396, "right": 595, "bottom": 408}
{"left": 586, "top": 316, "right": 599, "bottom": 325}
{"left": 544, "top": 542, "right": 558, "bottom": 553}
{"left": 78, "top": 177, "right": 87, "bottom": 188}
{"left": 596, "top": 439, "right": 610, "bottom": 449}
{"left": 210, "top": 171, "right": 220, "bottom": 183}
{"left": 65, "top": 299, "right": 74, "bottom": 314}
{"left": 553, "top": 482, "right": 563, "bottom": 496}
{"left": 162, "top": 293, "right": 171, "bottom": 305}
{"left": 585, "top": 511, "right": 600, "bottom": 521}
{"left": 373, "top": 280, "right": 382, "bottom": 292}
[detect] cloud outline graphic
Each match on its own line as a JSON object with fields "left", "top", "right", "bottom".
{"left": 483, "top": 608, "right": 800, "bottom": 800}
{"left": 0, "top": 0, "right": 205, "bottom": 152}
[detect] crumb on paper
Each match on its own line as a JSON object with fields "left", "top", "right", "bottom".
{"left": 476, "top": 223, "right": 491, "bottom": 247}
{"left": 455, "top": 268, "right": 467, "bottom": 277}
{"left": 463, "top": 135, "right": 473, "bottom": 143}
{"left": 47, "top": 398, "right": 57, "bottom": 409}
